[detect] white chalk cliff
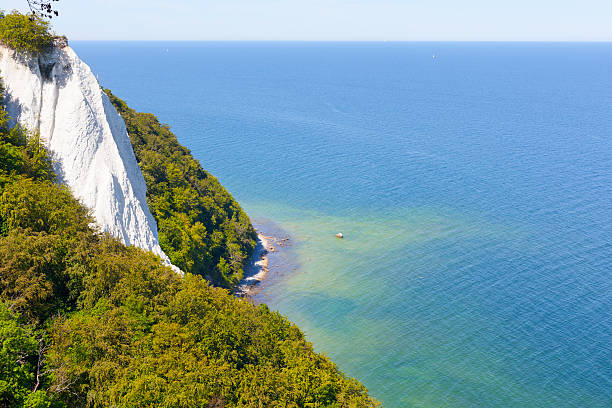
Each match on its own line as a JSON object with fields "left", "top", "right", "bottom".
{"left": 0, "top": 43, "right": 173, "bottom": 267}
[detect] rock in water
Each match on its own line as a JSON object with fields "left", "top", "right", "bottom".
{"left": 0, "top": 44, "right": 174, "bottom": 268}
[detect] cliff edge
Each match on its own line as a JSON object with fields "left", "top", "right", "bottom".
{"left": 0, "top": 43, "right": 173, "bottom": 266}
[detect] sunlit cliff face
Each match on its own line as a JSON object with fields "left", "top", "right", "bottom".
{"left": 0, "top": 44, "right": 176, "bottom": 270}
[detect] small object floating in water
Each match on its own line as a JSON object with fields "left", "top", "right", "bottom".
{"left": 335, "top": 232, "right": 344, "bottom": 239}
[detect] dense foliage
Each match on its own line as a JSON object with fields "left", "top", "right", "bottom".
{"left": 0, "top": 80, "right": 378, "bottom": 406}
{"left": 0, "top": 79, "right": 69, "bottom": 407}
{"left": 0, "top": 11, "right": 54, "bottom": 54}
{"left": 0, "top": 303, "right": 60, "bottom": 408}
{"left": 106, "top": 90, "right": 257, "bottom": 288}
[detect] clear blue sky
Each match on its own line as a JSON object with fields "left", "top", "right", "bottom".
{"left": 3, "top": 0, "right": 612, "bottom": 41}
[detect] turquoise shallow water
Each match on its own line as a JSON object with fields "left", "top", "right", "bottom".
{"left": 73, "top": 42, "right": 612, "bottom": 407}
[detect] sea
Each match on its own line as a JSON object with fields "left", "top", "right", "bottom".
{"left": 72, "top": 42, "right": 612, "bottom": 407}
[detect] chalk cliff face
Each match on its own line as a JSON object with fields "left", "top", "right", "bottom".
{"left": 0, "top": 44, "right": 173, "bottom": 266}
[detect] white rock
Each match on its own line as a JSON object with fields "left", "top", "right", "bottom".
{"left": 0, "top": 44, "right": 178, "bottom": 271}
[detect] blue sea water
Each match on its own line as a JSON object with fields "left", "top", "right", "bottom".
{"left": 72, "top": 42, "right": 612, "bottom": 407}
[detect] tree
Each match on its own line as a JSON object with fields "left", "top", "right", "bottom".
{"left": 0, "top": 302, "right": 59, "bottom": 408}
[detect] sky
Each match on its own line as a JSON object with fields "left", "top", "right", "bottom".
{"left": 2, "top": 0, "right": 612, "bottom": 41}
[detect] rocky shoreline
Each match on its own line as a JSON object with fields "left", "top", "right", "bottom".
{"left": 236, "top": 229, "right": 292, "bottom": 297}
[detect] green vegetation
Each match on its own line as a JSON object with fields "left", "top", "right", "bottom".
{"left": 106, "top": 90, "right": 257, "bottom": 288}
{"left": 0, "top": 79, "right": 379, "bottom": 406}
{"left": 0, "top": 11, "right": 54, "bottom": 54}
{"left": 0, "top": 83, "right": 54, "bottom": 188}
{"left": 0, "top": 303, "right": 60, "bottom": 408}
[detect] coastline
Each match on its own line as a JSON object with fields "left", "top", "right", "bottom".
{"left": 236, "top": 233, "right": 272, "bottom": 296}
{"left": 237, "top": 225, "right": 293, "bottom": 297}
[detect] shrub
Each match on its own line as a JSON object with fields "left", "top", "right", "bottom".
{"left": 0, "top": 11, "right": 54, "bottom": 54}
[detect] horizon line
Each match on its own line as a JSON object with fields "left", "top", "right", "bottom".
{"left": 68, "top": 39, "right": 612, "bottom": 43}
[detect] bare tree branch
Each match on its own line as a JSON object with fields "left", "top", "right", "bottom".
{"left": 26, "top": 0, "right": 60, "bottom": 19}
{"left": 33, "top": 335, "right": 49, "bottom": 392}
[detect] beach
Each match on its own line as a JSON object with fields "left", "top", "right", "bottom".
{"left": 237, "top": 225, "right": 293, "bottom": 296}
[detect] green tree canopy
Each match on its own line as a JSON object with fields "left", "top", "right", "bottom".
{"left": 0, "top": 10, "right": 54, "bottom": 54}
